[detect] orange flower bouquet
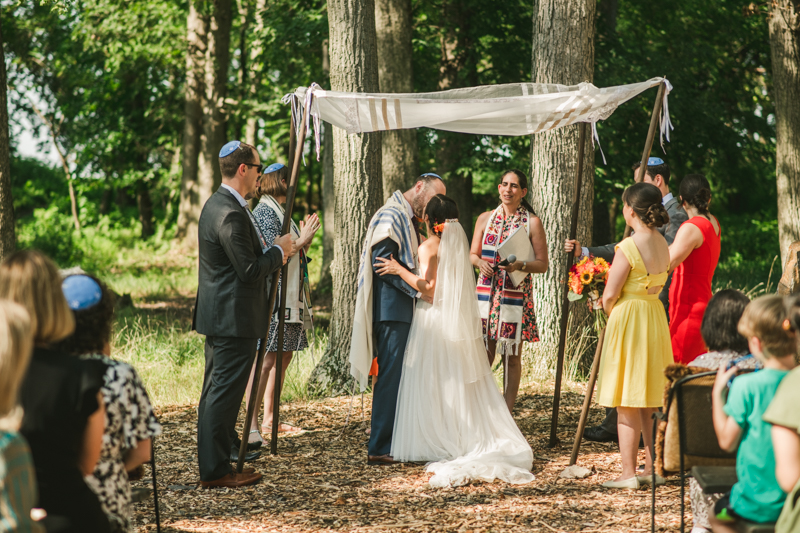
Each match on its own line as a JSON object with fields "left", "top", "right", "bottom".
{"left": 567, "top": 255, "right": 610, "bottom": 331}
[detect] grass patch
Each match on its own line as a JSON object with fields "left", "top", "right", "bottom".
{"left": 112, "top": 306, "right": 204, "bottom": 407}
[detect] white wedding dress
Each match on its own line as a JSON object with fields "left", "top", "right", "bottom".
{"left": 390, "top": 220, "right": 534, "bottom": 488}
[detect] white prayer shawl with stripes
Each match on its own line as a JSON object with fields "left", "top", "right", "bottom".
{"left": 349, "top": 191, "right": 419, "bottom": 391}
{"left": 288, "top": 78, "right": 673, "bottom": 161}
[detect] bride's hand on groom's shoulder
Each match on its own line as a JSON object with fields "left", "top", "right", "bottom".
{"left": 374, "top": 255, "right": 401, "bottom": 276}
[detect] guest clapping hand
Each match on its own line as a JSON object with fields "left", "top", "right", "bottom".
{"left": 245, "top": 163, "right": 320, "bottom": 444}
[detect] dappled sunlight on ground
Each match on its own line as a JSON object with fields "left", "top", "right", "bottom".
{"left": 132, "top": 384, "right": 689, "bottom": 532}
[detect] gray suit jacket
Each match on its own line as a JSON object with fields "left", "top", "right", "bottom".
{"left": 587, "top": 195, "right": 688, "bottom": 312}
{"left": 192, "top": 187, "right": 284, "bottom": 338}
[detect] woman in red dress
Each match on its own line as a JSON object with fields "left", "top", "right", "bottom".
{"left": 668, "top": 174, "right": 721, "bottom": 364}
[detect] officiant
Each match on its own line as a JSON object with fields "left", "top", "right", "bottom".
{"left": 470, "top": 169, "right": 549, "bottom": 413}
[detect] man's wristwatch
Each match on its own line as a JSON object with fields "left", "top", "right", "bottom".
{"left": 522, "top": 261, "right": 527, "bottom": 272}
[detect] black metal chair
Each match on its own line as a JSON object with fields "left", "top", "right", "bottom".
{"left": 131, "top": 437, "right": 161, "bottom": 533}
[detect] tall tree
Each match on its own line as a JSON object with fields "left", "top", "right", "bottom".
{"left": 0, "top": 21, "right": 15, "bottom": 259}
{"left": 375, "top": 0, "right": 417, "bottom": 196}
{"left": 309, "top": 0, "right": 383, "bottom": 394}
{"left": 768, "top": 0, "right": 800, "bottom": 265}
{"left": 197, "top": 0, "right": 233, "bottom": 216}
{"left": 319, "top": 121, "right": 335, "bottom": 291}
{"left": 529, "top": 0, "right": 595, "bottom": 348}
{"left": 435, "top": 1, "right": 478, "bottom": 235}
{"left": 176, "top": 1, "right": 207, "bottom": 245}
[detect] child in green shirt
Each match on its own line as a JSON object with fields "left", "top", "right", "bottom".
{"left": 710, "top": 295, "right": 797, "bottom": 531}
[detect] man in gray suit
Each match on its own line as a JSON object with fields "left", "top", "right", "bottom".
{"left": 193, "top": 140, "right": 295, "bottom": 487}
{"left": 565, "top": 157, "right": 687, "bottom": 442}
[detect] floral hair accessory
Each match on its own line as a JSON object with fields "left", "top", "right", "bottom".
{"left": 433, "top": 222, "right": 445, "bottom": 234}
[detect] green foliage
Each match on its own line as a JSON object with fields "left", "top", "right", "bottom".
{"left": 593, "top": 0, "right": 777, "bottom": 232}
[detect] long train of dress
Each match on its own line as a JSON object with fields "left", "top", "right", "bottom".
{"left": 389, "top": 222, "right": 534, "bottom": 488}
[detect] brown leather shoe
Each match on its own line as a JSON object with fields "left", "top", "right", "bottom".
{"left": 234, "top": 467, "right": 256, "bottom": 474}
{"left": 368, "top": 454, "right": 398, "bottom": 465}
{"left": 200, "top": 471, "right": 262, "bottom": 488}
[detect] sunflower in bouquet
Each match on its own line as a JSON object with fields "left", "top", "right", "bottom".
{"left": 567, "top": 255, "right": 610, "bottom": 331}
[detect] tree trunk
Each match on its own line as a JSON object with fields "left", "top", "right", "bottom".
{"left": 0, "top": 29, "right": 15, "bottom": 260}
{"left": 529, "top": 0, "right": 595, "bottom": 349}
{"left": 768, "top": 1, "right": 800, "bottom": 267}
{"left": 375, "top": 0, "right": 418, "bottom": 196}
{"left": 176, "top": 1, "right": 207, "bottom": 246}
{"left": 136, "top": 180, "right": 155, "bottom": 238}
{"left": 198, "top": 0, "right": 233, "bottom": 216}
{"left": 244, "top": 0, "right": 267, "bottom": 146}
{"left": 309, "top": 0, "right": 382, "bottom": 395}
{"left": 318, "top": 121, "right": 335, "bottom": 293}
{"left": 436, "top": 1, "right": 476, "bottom": 236}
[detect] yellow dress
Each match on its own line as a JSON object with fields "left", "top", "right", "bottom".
{"left": 596, "top": 237, "right": 674, "bottom": 408}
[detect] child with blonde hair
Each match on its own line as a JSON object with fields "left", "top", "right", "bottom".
{"left": 710, "top": 295, "right": 797, "bottom": 531}
{"left": 0, "top": 299, "right": 44, "bottom": 532}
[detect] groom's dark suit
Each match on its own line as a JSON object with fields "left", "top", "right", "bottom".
{"left": 369, "top": 234, "right": 419, "bottom": 458}
{"left": 193, "top": 186, "right": 283, "bottom": 481}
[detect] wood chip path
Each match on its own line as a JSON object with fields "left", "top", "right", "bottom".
{"left": 132, "top": 385, "right": 690, "bottom": 532}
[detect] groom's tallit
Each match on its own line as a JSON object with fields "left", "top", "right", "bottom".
{"left": 349, "top": 191, "right": 419, "bottom": 391}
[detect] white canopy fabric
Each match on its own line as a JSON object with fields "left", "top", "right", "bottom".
{"left": 285, "top": 77, "right": 673, "bottom": 161}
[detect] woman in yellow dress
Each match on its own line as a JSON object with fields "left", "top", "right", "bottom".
{"left": 596, "top": 182, "right": 674, "bottom": 489}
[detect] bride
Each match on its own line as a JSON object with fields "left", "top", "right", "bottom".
{"left": 374, "top": 194, "right": 534, "bottom": 488}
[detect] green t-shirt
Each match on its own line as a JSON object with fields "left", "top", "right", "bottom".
{"left": 764, "top": 366, "right": 800, "bottom": 431}
{"left": 724, "top": 368, "right": 788, "bottom": 523}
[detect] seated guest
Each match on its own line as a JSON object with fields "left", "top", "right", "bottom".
{"left": 710, "top": 295, "right": 796, "bottom": 532}
{"left": 762, "top": 295, "right": 800, "bottom": 532}
{"left": 56, "top": 275, "right": 162, "bottom": 533}
{"left": 0, "top": 251, "right": 110, "bottom": 533}
{"left": 690, "top": 289, "right": 756, "bottom": 370}
{"left": 0, "top": 300, "right": 44, "bottom": 533}
{"left": 687, "top": 289, "right": 755, "bottom": 533}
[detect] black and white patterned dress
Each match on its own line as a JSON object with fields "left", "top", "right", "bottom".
{"left": 253, "top": 201, "right": 309, "bottom": 352}
{"left": 81, "top": 354, "right": 162, "bottom": 533}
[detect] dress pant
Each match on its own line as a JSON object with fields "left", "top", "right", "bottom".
{"left": 197, "top": 335, "right": 258, "bottom": 481}
{"left": 368, "top": 321, "right": 412, "bottom": 457}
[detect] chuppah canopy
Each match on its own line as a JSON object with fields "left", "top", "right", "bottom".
{"left": 287, "top": 77, "right": 673, "bottom": 161}
{"left": 277, "top": 76, "right": 674, "bottom": 454}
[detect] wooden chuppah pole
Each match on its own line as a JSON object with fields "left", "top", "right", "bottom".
{"left": 568, "top": 80, "right": 668, "bottom": 464}
{"left": 548, "top": 121, "right": 588, "bottom": 448}
{"left": 622, "top": 81, "right": 667, "bottom": 239}
{"left": 270, "top": 102, "right": 307, "bottom": 455}
{"left": 569, "top": 327, "right": 605, "bottom": 465}
{"left": 236, "top": 109, "right": 301, "bottom": 472}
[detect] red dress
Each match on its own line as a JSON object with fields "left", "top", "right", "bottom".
{"left": 669, "top": 216, "right": 721, "bottom": 364}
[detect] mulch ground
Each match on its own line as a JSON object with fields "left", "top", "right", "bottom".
{"left": 132, "top": 384, "right": 691, "bottom": 532}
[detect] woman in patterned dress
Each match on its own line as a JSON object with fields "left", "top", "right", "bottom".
{"left": 469, "top": 169, "right": 548, "bottom": 412}
{"left": 246, "top": 163, "right": 320, "bottom": 444}
{"left": 57, "top": 274, "right": 162, "bottom": 533}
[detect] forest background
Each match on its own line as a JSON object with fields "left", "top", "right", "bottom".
{"left": 1, "top": 0, "right": 798, "bottom": 404}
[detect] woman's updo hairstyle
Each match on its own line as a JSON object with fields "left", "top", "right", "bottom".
{"left": 679, "top": 174, "right": 712, "bottom": 215}
{"left": 621, "top": 182, "right": 670, "bottom": 228}
{"left": 424, "top": 194, "right": 459, "bottom": 236}
{"left": 500, "top": 169, "right": 536, "bottom": 215}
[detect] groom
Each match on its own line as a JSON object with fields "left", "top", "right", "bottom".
{"left": 349, "top": 173, "right": 446, "bottom": 465}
